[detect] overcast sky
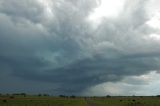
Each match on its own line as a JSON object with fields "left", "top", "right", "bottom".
{"left": 0, "top": 0, "right": 160, "bottom": 96}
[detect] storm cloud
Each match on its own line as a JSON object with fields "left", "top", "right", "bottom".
{"left": 0, "top": 0, "right": 160, "bottom": 95}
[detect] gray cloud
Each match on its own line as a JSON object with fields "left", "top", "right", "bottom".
{"left": 0, "top": 0, "right": 160, "bottom": 95}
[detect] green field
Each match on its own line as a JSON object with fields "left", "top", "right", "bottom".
{"left": 0, "top": 95, "right": 160, "bottom": 106}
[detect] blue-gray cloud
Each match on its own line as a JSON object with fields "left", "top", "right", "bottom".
{"left": 0, "top": 0, "right": 160, "bottom": 95}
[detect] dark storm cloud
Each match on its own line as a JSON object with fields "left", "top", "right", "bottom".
{"left": 0, "top": 0, "right": 160, "bottom": 95}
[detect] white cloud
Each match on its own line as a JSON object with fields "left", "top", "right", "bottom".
{"left": 83, "top": 71, "right": 160, "bottom": 96}
{"left": 144, "top": 34, "right": 160, "bottom": 41}
{"left": 88, "top": 0, "right": 126, "bottom": 20}
{"left": 37, "top": 0, "right": 54, "bottom": 19}
{"left": 146, "top": 12, "right": 160, "bottom": 29}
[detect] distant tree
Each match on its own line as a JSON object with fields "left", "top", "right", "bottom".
{"left": 12, "top": 93, "right": 18, "bottom": 96}
{"left": 156, "top": 95, "right": 160, "bottom": 97}
{"left": 132, "top": 99, "right": 136, "bottom": 102}
{"left": 106, "top": 95, "right": 111, "bottom": 98}
{"left": 120, "top": 100, "right": 123, "bottom": 102}
{"left": 43, "top": 94, "right": 49, "bottom": 96}
{"left": 12, "top": 93, "right": 26, "bottom": 97}
{"left": 12, "top": 93, "right": 20, "bottom": 96}
{"left": 140, "top": 96, "right": 143, "bottom": 98}
{"left": 2, "top": 99, "right": 7, "bottom": 103}
{"left": 10, "top": 96, "right": 15, "bottom": 99}
{"left": 59, "top": 95, "right": 66, "bottom": 98}
{"left": 70, "top": 95, "right": 76, "bottom": 98}
{"left": 38, "top": 94, "right": 42, "bottom": 96}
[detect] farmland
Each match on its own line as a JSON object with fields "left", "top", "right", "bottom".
{"left": 0, "top": 95, "right": 160, "bottom": 106}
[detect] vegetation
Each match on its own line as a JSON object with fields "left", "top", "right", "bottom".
{"left": 0, "top": 94, "right": 160, "bottom": 106}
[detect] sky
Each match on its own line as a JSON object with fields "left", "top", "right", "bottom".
{"left": 0, "top": 0, "right": 160, "bottom": 96}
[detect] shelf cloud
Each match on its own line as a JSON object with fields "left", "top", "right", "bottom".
{"left": 0, "top": 0, "right": 160, "bottom": 95}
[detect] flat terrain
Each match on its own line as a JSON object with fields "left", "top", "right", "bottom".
{"left": 0, "top": 95, "right": 160, "bottom": 106}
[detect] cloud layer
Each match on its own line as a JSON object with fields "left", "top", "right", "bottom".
{"left": 0, "top": 0, "right": 160, "bottom": 95}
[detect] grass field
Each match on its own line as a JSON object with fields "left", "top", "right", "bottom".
{"left": 0, "top": 95, "right": 160, "bottom": 106}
